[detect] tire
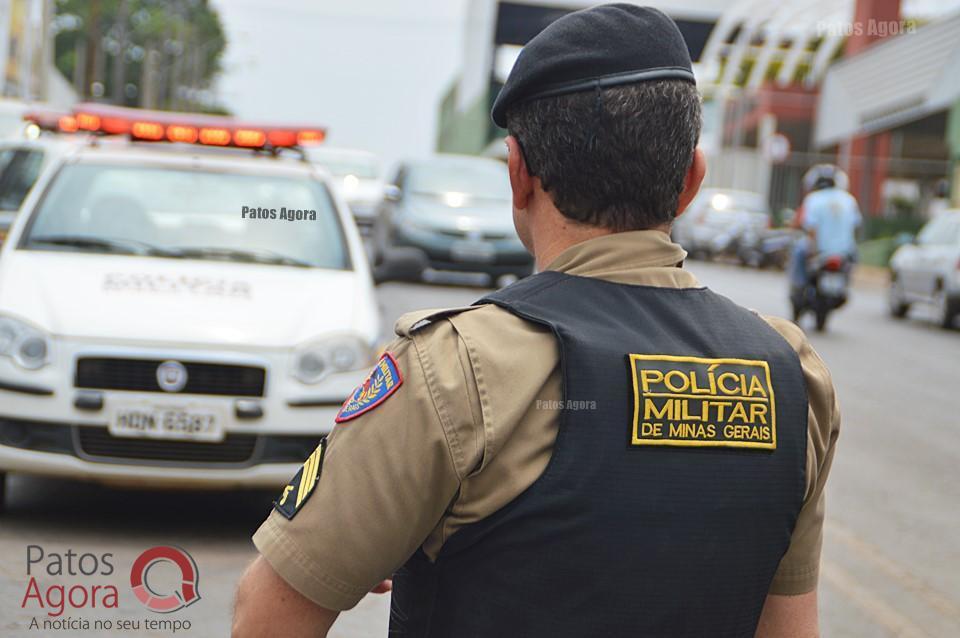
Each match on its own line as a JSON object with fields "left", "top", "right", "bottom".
{"left": 814, "top": 298, "right": 830, "bottom": 332}
{"left": 888, "top": 275, "right": 909, "bottom": 319}
{"left": 0, "top": 472, "right": 6, "bottom": 514}
{"left": 740, "top": 249, "right": 760, "bottom": 269}
{"left": 934, "top": 288, "right": 958, "bottom": 330}
{"left": 371, "top": 220, "right": 395, "bottom": 266}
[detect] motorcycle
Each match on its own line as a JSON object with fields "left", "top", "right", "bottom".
{"left": 737, "top": 227, "right": 799, "bottom": 269}
{"left": 791, "top": 254, "right": 851, "bottom": 331}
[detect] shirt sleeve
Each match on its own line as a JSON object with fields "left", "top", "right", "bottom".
{"left": 252, "top": 321, "right": 478, "bottom": 610}
{"left": 851, "top": 193, "right": 864, "bottom": 227}
{"left": 764, "top": 317, "right": 842, "bottom": 595}
{"left": 801, "top": 196, "right": 819, "bottom": 231}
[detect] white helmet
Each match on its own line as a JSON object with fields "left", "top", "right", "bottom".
{"left": 802, "top": 164, "right": 849, "bottom": 193}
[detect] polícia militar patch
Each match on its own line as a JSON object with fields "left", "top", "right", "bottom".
{"left": 335, "top": 352, "right": 403, "bottom": 423}
{"left": 627, "top": 354, "right": 777, "bottom": 450}
{"left": 274, "top": 438, "right": 326, "bottom": 519}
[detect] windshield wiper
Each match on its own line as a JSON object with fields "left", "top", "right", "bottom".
{"left": 26, "top": 235, "right": 173, "bottom": 256}
{"left": 163, "top": 246, "right": 313, "bottom": 268}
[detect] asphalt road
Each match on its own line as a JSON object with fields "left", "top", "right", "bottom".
{"left": 1, "top": 260, "right": 958, "bottom": 637}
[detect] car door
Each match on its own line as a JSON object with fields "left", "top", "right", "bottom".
{"left": 910, "top": 215, "right": 957, "bottom": 300}
{"left": 905, "top": 215, "right": 951, "bottom": 300}
{"left": 925, "top": 216, "right": 960, "bottom": 299}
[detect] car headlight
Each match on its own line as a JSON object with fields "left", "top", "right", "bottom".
{"left": 293, "top": 336, "right": 374, "bottom": 385}
{"left": 0, "top": 315, "right": 51, "bottom": 370}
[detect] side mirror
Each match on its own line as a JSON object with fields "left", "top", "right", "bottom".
{"left": 383, "top": 184, "right": 402, "bottom": 202}
{"left": 373, "top": 247, "right": 428, "bottom": 285}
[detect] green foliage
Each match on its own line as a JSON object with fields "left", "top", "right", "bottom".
{"left": 862, "top": 214, "right": 926, "bottom": 241}
{"left": 54, "top": 0, "right": 227, "bottom": 111}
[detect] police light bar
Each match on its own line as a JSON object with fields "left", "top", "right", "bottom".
{"left": 21, "top": 107, "right": 72, "bottom": 132}
{"left": 25, "top": 103, "right": 326, "bottom": 150}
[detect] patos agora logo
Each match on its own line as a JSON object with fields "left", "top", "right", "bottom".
{"left": 20, "top": 544, "right": 200, "bottom": 622}
{"left": 130, "top": 546, "right": 201, "bottom": 613}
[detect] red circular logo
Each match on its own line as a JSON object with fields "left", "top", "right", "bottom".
{"left": 129, "top": 546, "right": 200, "bottom": 613}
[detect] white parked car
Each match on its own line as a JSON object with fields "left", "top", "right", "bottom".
{"left": 0, "top": 137, "right": 70, "bottom": 239}
{"left": 889, "top": 210, "right": 960, "bottom": 329}
{"left": 0, "top": 116, "right": 380, "bottom": 505}
{"left": 304, "top": 147, "right": 384, "bottom": 229}
{"left": 672, "top": 189, "right": 771, "bottom": 258}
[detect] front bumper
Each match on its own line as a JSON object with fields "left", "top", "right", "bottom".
{"left": 0, "top": 341, "right": 367, "bottom": 488}
{"left": 392, "top": 223, "right": 533, "bottom": 273}
{"left": 0, "top": 417, "right": 320, "bottom": 488}
{"left": 348, "top": 202, "right": 379, "bottom": 228}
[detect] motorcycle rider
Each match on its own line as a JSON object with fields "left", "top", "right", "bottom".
{"left": 789, "top": 164, "right": 862, "bottom": 309}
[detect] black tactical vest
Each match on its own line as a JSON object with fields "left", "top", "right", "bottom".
{"left": 390, "top": 271, "right": 808, "bottom": 638}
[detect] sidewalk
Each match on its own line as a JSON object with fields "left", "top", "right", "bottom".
{"left": 852, "top": 264, "right": 889, "bottom": 290}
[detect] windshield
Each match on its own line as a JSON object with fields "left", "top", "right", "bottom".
{"left": 306, "top": 151, "right": 379, "bottom": 179}
{"left": 404, "top": 159, "right": 511, "bottom": 200}
{"left": 20, "top": 163, "right": 349, "bottom": 269}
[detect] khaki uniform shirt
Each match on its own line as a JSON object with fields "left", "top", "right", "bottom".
{"left": 253, "top": 230, "right": 841, "bottom": 611}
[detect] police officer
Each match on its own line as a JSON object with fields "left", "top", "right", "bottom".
{"left": 233, "top": 5, "right": 841, "bottom": 637}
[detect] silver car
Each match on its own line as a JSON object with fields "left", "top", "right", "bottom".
{"left": 672, "top": 189, "right": 770, "bottom": 259}
{"left": 373, "top": 154, "right": 533, "bottom": 284}
{"left": 305, "top": 147, "right": 384, "bottom": 229}
{"left": 889, "top": 210, "right": 960, "bottom": 329}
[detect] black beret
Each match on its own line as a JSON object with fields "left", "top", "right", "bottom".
{"left": 491, "top": 4, "right": 696, "bottom": 128}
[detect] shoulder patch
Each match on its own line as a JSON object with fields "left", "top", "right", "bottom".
{"left": 335, "top": 352, "right": 403, "bottom": 423}
{"left": 394, "top": 306, "right": 480, "bottom": 337}
{"left": 274, "top": 438, "right": 326, "bottom": 519}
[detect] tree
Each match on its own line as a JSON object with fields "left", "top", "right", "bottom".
{"left": 53, "top": 0, "right": 228, "bottom": 113}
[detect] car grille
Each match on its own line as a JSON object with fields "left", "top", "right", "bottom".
{"left": 75, "top": 357, "right": 266, "bottom": 397}
{"left": 77, "top": 426, "right": 259, "bottom": 465}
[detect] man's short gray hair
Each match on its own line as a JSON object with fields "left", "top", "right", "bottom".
{"left": 505, "top": 79, "right": 702, "bottom": 231}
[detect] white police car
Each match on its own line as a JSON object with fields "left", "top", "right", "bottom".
{"left": 0, "top": 105, "right": 379, "bottom": 505}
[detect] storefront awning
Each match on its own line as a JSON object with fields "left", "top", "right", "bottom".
{"left": 815, "top": 12, "right": 960, "bottom": 147}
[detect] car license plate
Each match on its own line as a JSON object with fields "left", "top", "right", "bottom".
{"left": 109, "top": 405, "right": 225, "bottom": 442}
{"left": 818, "top": 273, "right": 846, "bottom": 295}
{"left": 451, "top": 240, "right": 496, "bottom": 264}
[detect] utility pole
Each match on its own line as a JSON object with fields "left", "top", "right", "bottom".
{"left": 83, "top": 0, "right": 101, "bottom": 98}
{"left": 111, "top": 0, "right": 130, "bottom": 104}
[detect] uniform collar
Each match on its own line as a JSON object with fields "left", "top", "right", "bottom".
{"left": 544, "top": 230, "right": 699, "bottom": 287}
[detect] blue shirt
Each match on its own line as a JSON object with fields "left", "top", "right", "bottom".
{"left": 802, "top": 188, "right": 862, "bottom": 256}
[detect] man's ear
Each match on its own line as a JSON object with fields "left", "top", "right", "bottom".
{"left": 675, "top": 147, "right": 706, "bottom": 218}
{"left": 506, "top": 135, "right": 534, "bottom": 211}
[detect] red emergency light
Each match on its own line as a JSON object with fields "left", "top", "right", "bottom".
{"left": 26, "top": 103, "right": 326, "bottom": 150}
{"left": 22, "top": 107, "right": 71, "bottom": 131}
{"left": 58, "top": 116, "right": 79, "bottom": 133}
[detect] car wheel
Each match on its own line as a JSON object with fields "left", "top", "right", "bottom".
{"left": 888, "top": 274, "right": 909, "bottom": 319}
{"left": 371, "top": 221, "right": 394, "bottom": 266}
{"left": 814, "top": 305, "right": 829, "bottom": 332}
{"left": 0, "top": 472, "right": 6, "bottom": 514}
{"left": 791, "top": 302, "right": 803, "bottom": 324}
{"left": 933, "top": 287, "right": 958, "bottom": 329}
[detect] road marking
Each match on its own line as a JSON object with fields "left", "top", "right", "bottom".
{"left": 826, "top": 521, "right": 960, "bottom": 626}
{"left": 822, "top": 561, "right": 933, "bottom": 638}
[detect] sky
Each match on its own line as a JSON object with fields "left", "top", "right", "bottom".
{"left": 209, "top": 0, "right": 960, "bottom": 173}
{"left": 211, "top": 0, "right": 470, "bottom": 172}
